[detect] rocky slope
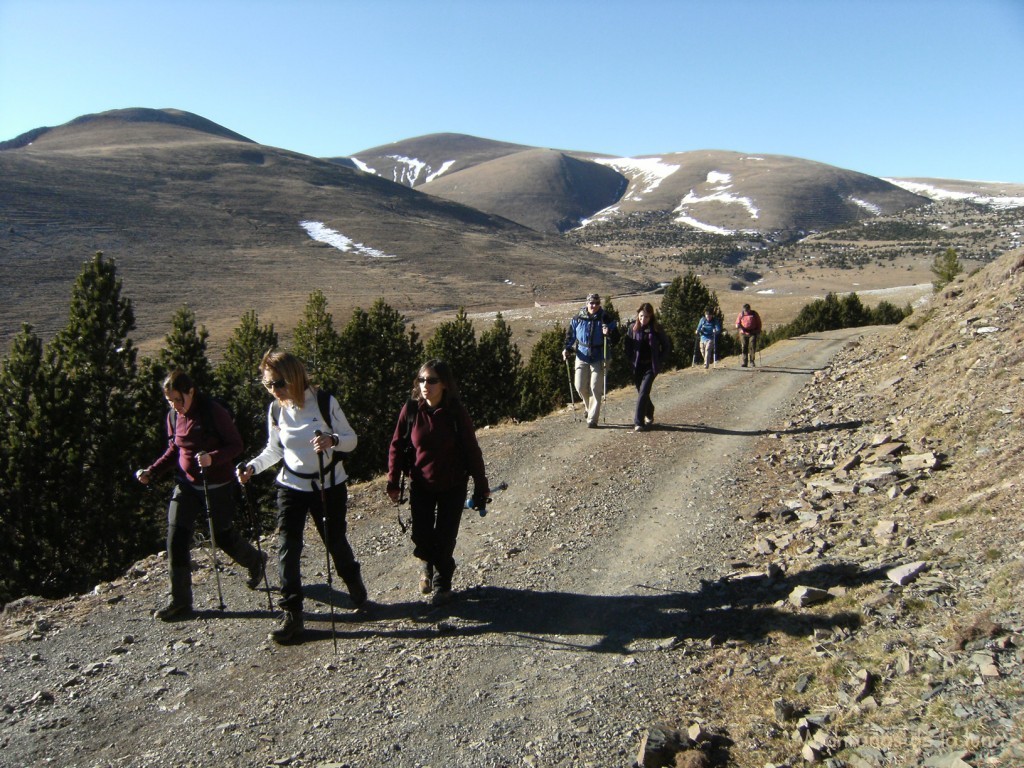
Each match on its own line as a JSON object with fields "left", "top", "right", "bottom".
{"left": 1, "top": 249, "right": 1022, "bottom": 768}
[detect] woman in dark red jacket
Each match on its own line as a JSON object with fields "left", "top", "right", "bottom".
{"left": 386, "top": 359, "right": 489, "bottom": 605}
{"left": 136, "top": 370, "right": 265, "bottom": 620}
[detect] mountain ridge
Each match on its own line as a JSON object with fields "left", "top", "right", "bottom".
{"left": 3, "top": 108, "right": 1023, "bottom": 357}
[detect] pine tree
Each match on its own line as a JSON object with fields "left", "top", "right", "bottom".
{"left": 135, "top": 305, "right": 219, "bottom": 483}
{"left": 293, "top": 290, "right": 342, "bottom": 393}
{"left": 932, "top": 247, "right": 963, "bottom": 292}
{"left": 476, "top": 313, "right": 522, "bottom": 426}
{"left": 600, "top": 298, "right": 629, "bottom": 391}
{"left": 518, "top": 324, "right": 570, "bottom": 421}
{"left": 424, "top": 308, "right": 482, "bottom": 419}
{"left": 658, "top": 272, "right": 720, "bottom": 368}
{"left": 157, "top": 306, "right": 215, "bottom": 393}
{"left": 34, "top": 253, "right": 156, "bottom": 596}
{"left": 839, "top": 293, "right": 871, "bottom": 328}
{"left": 0, "top": 325, "right": 48, "bottom": 603}
{"left": 337, "top": 299, "right": 423, "bottom": 480}
{"left": 215, "top": 310, "right": 278, "bottom": 455}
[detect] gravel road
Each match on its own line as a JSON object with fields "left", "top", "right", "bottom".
{"left": 0, "top": 328, "right": 870, "bottom": 768}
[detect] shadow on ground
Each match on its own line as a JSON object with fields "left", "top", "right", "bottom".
{"left": 298, "top": 560, "right": 889, "bottom": 654}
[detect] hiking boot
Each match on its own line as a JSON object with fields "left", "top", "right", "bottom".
{"left": 587, "top": 421, "right": 597, "bottom": 429}
{"left": 431, "top": 589, "right": 453, "bottom": 606}
{"left": 246, "top": 550, "right": 268, "bottom": 590}
{"left": 270, "top": 610, "right": 304, "bottom": 644}
{"left": 419, "top": 563, "right": 434, "bottom": 595}
{"left": 153, "top": 599, "right": 193, "bottom": 621}
{"left": 342, "top": 564, "right": 368, "bottom": 608}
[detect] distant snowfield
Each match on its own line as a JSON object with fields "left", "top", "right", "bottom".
{"left": 886, "top": 179, "right": 1024, "bottom": 209}
{"left": 349, "top": 154, "right": 455, "bottom": 186}
{"left": 299, "top": 221, "right": 396, "bottom": 258}
{"left": 595, "top": 156, "right": 680, "bottom": 200}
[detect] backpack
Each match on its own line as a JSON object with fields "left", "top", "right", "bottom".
{"left": 168, "top": 392, "right": 235, "bottom": 447}
{"left": 740, "top": 310, "right": 762, "bottom": 334}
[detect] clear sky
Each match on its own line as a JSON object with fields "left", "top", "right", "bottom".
{"left": 2, "top": 0, "right": 1022, "bottom": 182}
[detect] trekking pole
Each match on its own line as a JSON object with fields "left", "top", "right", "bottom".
{"left": 692, "top": 336, "right": 698, "bottom": 367}
{"left": 464, "top": 481, "right": 509, "bottom": 517}
{"left": 564, "top": 357, "right": 578, "bottom": 419}
{"left": 395, "top": 471, "right": 411, "bottom": 536}
{"left": 602, "top": 334, "right": 608, "bottom": 424}
{"left": 237, "top": 463, "right": 273, "bottom": 611}
{"left": 713, "top": 334, "right": 718, "bottom": 369}
{"left": 197, "top": 460, "right": 226, "bottom": 611}
{"left": 314, "top": 430, "right": 339, "bottom": 655}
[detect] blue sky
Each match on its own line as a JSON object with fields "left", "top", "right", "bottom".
{"left": 2, "top": 0, "right": 1022, "bottom": 182}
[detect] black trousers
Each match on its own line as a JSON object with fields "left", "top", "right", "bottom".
{"left": 166, "top": 481, "right": 259, "bottom": 603}
{"left": 409, "top": 481, "right": 466, "bottom": 591}
{"left": 275, "top": 483, "right": 359, "bottom": 611}
{"left": 632, "top": 366, "right": 657, "bottom": 426}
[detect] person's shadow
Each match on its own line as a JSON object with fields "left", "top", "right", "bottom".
{"left": 300, "top": 559, "right": 889, "bottom": 654}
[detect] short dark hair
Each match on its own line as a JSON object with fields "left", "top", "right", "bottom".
{"left": 162, "top": 369, "right": 194, "bottom": 396}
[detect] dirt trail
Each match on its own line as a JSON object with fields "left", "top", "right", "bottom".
{"left": 0, "top": 328, "right": 875, "bottom": 768}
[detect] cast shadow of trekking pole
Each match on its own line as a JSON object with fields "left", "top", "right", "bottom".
{"left": 656, "top": 419, "right": 863, "bottom": 438}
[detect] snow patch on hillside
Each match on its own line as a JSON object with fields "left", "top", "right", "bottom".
{"left": 426, "top": 160, "right": 456, "bottom": 183}
{"left": 381, "top": 155, "right": 457, "bottom": 186}
{"left": 387, "top": 155, "right": 429, "bottom": 186}
{"left": 850, "top": 197, "right": 882, "bottom": 215}
{"left": 674, "top": 215, "right": 735, "bottom": 235}
{"left": 577, "top": 205, "right": 620, "bottom": 228}
{"left": 672, "top": 170, "right": 760, "bottom": 234}
{"left": 299, "top": 221, "right": 397, "bottom": 258}
{"left": 350, "top": 157, "right": 376, "bottom": 174}
{"left": 594, "top": 156, "right": 679, "bottom": 201}
{"left": 886, "top": 179, "right": 1024, "bottom": 209}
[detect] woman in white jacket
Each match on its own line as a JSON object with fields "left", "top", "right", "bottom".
{"left": 238, "top": 350, "right": 366, "bottom": 644}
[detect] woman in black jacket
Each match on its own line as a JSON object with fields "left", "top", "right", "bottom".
{"left": 624, "top": 303, "right": 672, "bottom": 432}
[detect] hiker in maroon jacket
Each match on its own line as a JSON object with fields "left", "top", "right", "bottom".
{"left": 136, "top": 370, "right": 265, "bottom": 621}
{"left": 386, "top": 359, "right": 489, "bottom": 606}
{"left": 735, "top": 304, "right": 762, "bottom": 367}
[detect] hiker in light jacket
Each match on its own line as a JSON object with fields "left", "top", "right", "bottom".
{"left": 695, "top": 308, "right": 722, "bottom": 369}
{"left": 624, "top": 302, "right": 672, "bottom": 432}
{"left": 136, "top": 370, "right": 265, "bottom": 622}
{"left": 237, "top": 350, "right": 365, "bottom": 644}
{"left": 386, "top": 359, "right": 489, "bottom": 606}
{"left": 562, "top": 292, "right": 620, "bottom": 427}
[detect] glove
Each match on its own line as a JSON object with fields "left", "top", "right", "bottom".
{"left": 471, "top": 487, "right": 490, "bottom": 510}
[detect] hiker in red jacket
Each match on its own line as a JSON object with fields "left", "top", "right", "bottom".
{"left": 735, "top": 304, "right": 762, "bottom": 367}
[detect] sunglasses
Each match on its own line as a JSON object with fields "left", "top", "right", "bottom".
{"left": 416, "top": 376, "right": 440, "bottom": 385}
{"left": 263, "top": 378, "right": 287, "bottom": 391}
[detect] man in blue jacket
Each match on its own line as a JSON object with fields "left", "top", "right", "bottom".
{"left": 562, "top": 293, "right": 619, "bottom": 428}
